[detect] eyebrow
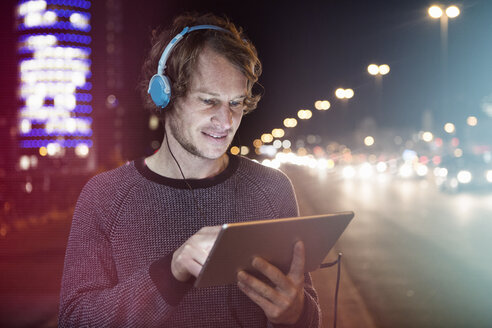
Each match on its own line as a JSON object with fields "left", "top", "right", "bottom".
{"left": 194, "top": 89, "right": 246, "bottom": 99}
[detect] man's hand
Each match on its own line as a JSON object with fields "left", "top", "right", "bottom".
{"left": 237, "top": 241, "right": 306, "bottom": 325}
{"left": 171, "top": 226, "right": 221, "bottom": 282}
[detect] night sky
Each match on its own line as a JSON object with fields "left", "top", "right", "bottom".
{"left": 123, "top": 0, "right": 492, "bottom": 150}
{"left": 1, "top": 0, "right": 491, "bottom": 159}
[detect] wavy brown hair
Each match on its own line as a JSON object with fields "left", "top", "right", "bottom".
{"left": 139, "top": 13, "right": 262, "bottom": 119}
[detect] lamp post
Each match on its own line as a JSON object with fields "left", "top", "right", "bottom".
{"left": 428, "top": 5, "right": 460, "bottom": 118}
{"left": 367, "top": 64, "right": 390, "bottom": 122}
{"left": 367, "top": 63, "right": 390, "bottom": 88}
{"left": 428, "top": 5, "right": 460, "bottom": 57}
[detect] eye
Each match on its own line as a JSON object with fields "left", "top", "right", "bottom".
{"left": 201, "top": 98, "right": 217, "bottom": 106}
{"left": 230, "top": 99, "right": 245, "bottom": 109}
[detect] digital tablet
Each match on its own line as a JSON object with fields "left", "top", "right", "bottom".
{"left": 194, "top": 211, "right": 354, "bottom": 288}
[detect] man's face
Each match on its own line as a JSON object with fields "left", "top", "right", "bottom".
{"left": 166, "top": 46, "right": 247, "bottom": 160}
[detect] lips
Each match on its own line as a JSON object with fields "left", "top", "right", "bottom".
{"left": 202, "top": 131, "right": 228, "bottom": 139}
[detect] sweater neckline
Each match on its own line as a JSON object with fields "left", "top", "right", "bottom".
{"left": 134, "top": 154, "right": 239, "bottom": 189}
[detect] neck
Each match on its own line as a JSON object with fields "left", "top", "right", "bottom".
{"left": 145, "top": 133, "right": 229, "bottom": 180}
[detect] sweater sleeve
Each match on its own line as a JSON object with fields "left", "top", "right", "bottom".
{"left": 268, "top": 172, "right": 322, "bottom": 328}
{"left": 58, "top": 176, "right": 186, "bottom": 327}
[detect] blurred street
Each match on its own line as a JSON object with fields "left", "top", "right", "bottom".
{"left": 287, "top": 164, "right": 492, "bottom": 328}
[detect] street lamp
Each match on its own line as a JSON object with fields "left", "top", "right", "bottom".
{"left": 314, "top": 100, "right": 330, "bottom": 110}
{"left": 428, "top": 4, "right": 460, "bottom": 115}
{"left": 367, "top": 64, "right": 379, "bottom": 75}
{"left": 335, "top": 88, "right": 354, "bottom": 99}
{"left": 446, "top": 6, "right": 460, "bottom": 18}
{"left": 367, "top": 64, "right": 390, "bottom": 76}
{"left": 271, "top": 128, "right": 285, "bottom": 138}
{"left": 428, "top": 4, "right": 460, "bottom": 54}
{"left": 378, "top": 64, "right": 390, "bottom": 75}
{"left": 283, "top": 118, "right": 298, "bottom": 128}
{"left": 297, "top": 109, "right": 312, "bottom": 119}
{"left": 428, "top": 5, "right": 443, "bottom": 18}
{"left": 428, "top": 5, "right": 460, "bottom": 19}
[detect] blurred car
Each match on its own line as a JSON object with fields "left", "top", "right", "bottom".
{"left": 436, "top": 153, "right": 492, "bottom": 193}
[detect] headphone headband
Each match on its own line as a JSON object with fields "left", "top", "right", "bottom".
{"left": 157, "top": 25, "right": 230, "bottom": 75}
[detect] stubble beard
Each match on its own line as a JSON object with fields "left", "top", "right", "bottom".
{"left": 167, "top": 116, "right": 232, "bottom": 160}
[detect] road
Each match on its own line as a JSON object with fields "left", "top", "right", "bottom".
{"left": 285, "top": 164, "right": 492, "bottom": 328}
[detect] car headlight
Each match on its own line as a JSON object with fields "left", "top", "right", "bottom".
{"left": 359, "top": 163, "right": 373, "bottom": 179}
{"left": 433, "top": 167, "right": 448, "bottom": 177}
{"left": 399, "top": 164, "right": 413, "bottom": 178}
{"left": 415, "top": 164, "right": 428, "bottom": 177}
{"left": 342, "top": 166, "right": 356, "bottom": 179}
{"left": 486, "top": 170, "right": 492, "bottom": 183}
{"left": 457, "top": 170, "right": 472, "bottom": 184}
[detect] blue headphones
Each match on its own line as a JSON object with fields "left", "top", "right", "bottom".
{"left": 147, "top": 25, "right": 230, "bottom": 109}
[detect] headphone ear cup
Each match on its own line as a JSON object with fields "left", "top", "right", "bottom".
{"left": 148, "top": 74, "right": 171, "bottom": 109}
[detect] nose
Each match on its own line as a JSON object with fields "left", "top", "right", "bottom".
{"left": 212, "top": 103, "right": 233, "bottom": 130}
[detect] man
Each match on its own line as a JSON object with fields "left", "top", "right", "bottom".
{"left": 59, "top": 13, "right": 321, "bottom": 327}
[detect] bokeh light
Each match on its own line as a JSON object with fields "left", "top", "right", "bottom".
{"left": 335, "top": 88, "right": 345, "bottom": 99}
{"left": 446, "top": 5, "right": 460, "bottom": 18}
{"left": 422, "top": 131, "right": 434, "bottom": 142}
{"left": 367, "top": 64, "right": 379, "bottom": 75}
{"left": 428, "top": 5, "right": 443, "bottom": 18}
{"left": 261, "top": 133, "right": 274, "bottom": 143}
{"left": 457, "top": 170, "right": 471, "bottom": 184}
{"left": 466, "top": 116, "right": 477, "bottom": 126}
{"left": 271, "top": 128, "right": 285, "bottom": 138}
{"left": 240, "top": 146, "right": 249, "bottom": 155}
{"left": 75, "top": 144, "right": 89, "bottom": 158}
{"left": 378, "top": 64, "right": 390, "bottom": 75}
{"left": 444, "top": 122, "right": 455, "bottom": 133}
{"left": 364, "top": 136, "right": 375, "bottom": 146}
{"left": 230, "top": 146, "right": 240, "bottom": 155}
{"left": 297, "top": 109, "right": 312, "bottom": 120}
{"left": 283, "top": 118, "right": 298, "bottom": 128}
{"left": 344, "top": 88, "right": 354, "bottom": 99}
{"left": 315, "top": 100, "right": 331, "bottom": 110}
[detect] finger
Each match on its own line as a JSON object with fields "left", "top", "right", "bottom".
{"left": 237, "top": 270, "right": 280, "bottom": 302}
{"left": 250, "top": 258, "right": 292, "bottom": 292}
{"left": 182, "top": 243, "right": 209, "bottom": 266}
{"left": 185, "top": 258, "right": 203, "bottom": 278}
{"left": 237, "top": 277, "right": 277, "bottom": 313}
{"left": 288, "top": 241, "right": 305, "bottom": 283}
{"left": 194, "top": 247, "right": 209, "bottom": 266}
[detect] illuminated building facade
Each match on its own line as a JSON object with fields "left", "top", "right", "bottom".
{"left": 15, "top": 0, "right": 94, "bottom": 173}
